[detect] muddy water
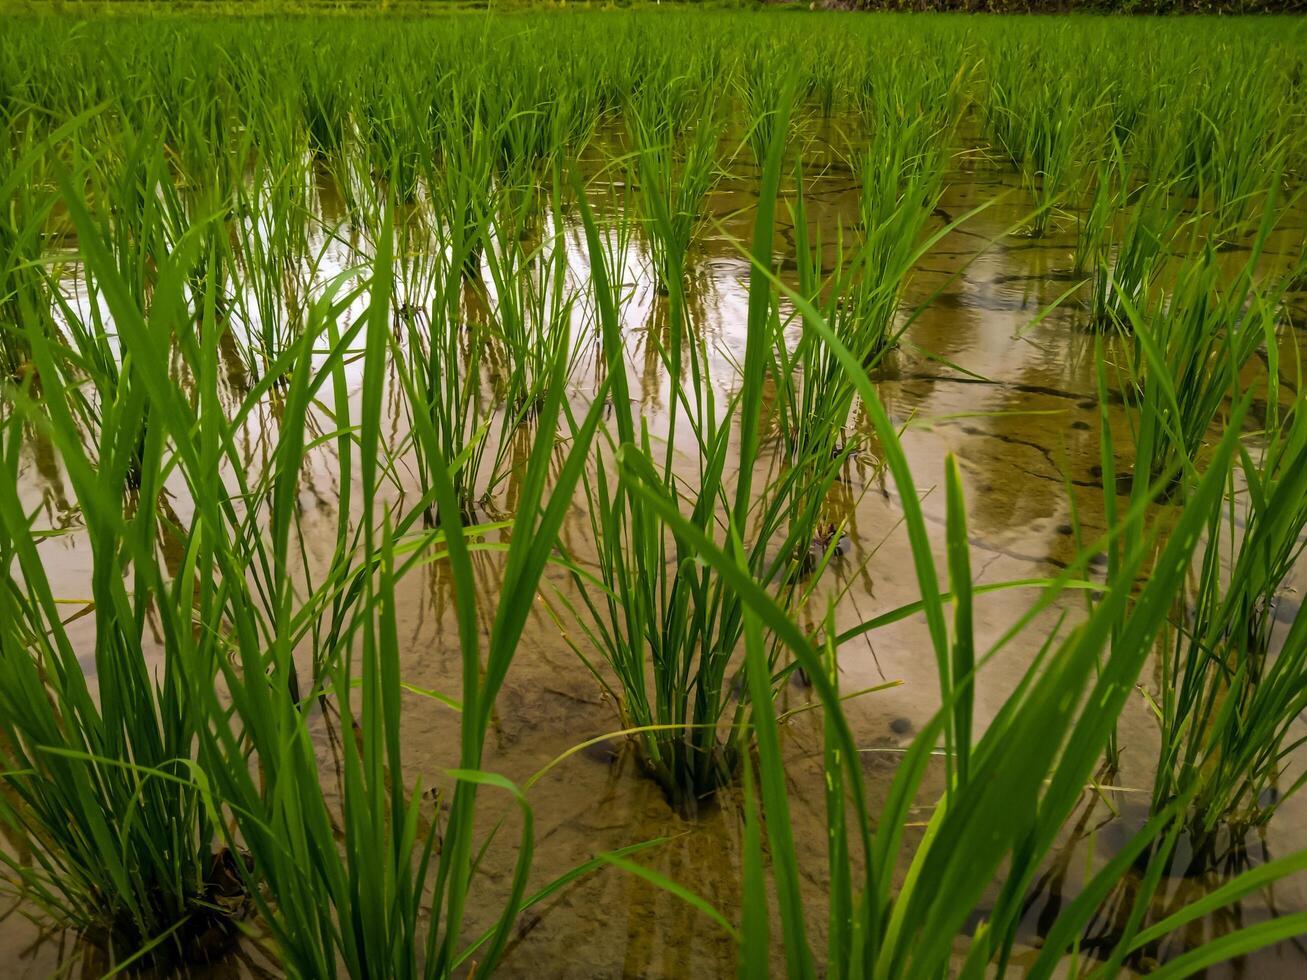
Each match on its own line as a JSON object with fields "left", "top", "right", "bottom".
{"left": 4, "top": 126, "right": 1307, "bottom": 978}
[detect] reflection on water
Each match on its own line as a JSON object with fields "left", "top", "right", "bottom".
{"left": 4, "top": 122, "right": 1306, "bottom": 978}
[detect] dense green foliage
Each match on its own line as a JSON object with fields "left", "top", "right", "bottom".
{"left": 0, "top": 7, "right": 1304, "bottom": 977}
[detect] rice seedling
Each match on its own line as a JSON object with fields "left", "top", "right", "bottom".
{"left": 846, "top": 115, "right": 951, "bottom": 361}
{"left": 552, "top": 99, "right": 872, "bottom": 811}
{"left": 0, "top": 182, "right": 244, "bottom": 969}
{"left": 620, "top": 266, "right": 1306, "bottom": 977}
{"left": 1114, "top": 199, "right": 1283, "bottom": 488}
{"left": 1169, "top": 66, "right": 1293, "bottom": 244}
{"left": 624, "top": 73, "right": 724, "bottom": 302}
{"left": 770, "top": 171, "right": 863, "bottom": 491}
{"left": 0, "top": 122, "right": 55, "bottom": 378}
{"left": 985, "top": 45, "right": 1094, "bottom": 237}
{"left": 393, "top": 217, "right": 496, "bottom": 523}
{"left": 1148, "top": 398, "right": 1307, "bottom": 860}
{"left": 185, "top": 206, "right": 619, "bottom": 978}
{"left": 482, "top": 176, "right": 581, "bottom": 436}
{"left": 428, "top": 84, "right": 500, "bottom": 281}
{"left": 1083, "top": 176, "right": 1178, "bottom": 332}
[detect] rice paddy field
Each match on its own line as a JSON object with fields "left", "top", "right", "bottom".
{"left": 2, "top": 6, "right": 1307, "bottom": 977}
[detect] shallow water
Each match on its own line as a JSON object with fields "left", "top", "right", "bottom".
{"left": 4, "top": 118, "right": 1307, "bottom": 977}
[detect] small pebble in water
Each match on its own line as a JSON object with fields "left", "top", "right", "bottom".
{"left": 890, "top": 717, "right": 913, "bottom": 735}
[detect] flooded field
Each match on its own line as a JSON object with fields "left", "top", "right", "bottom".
{"left": 2, "top": 10, "right": 1306, "bottom": 979}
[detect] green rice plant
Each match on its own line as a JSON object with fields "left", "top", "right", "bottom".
{"left": 1115, "top": 200, "right": 1282, "bottom": 488}
{"left": 428, "top": 83, "right": 500, "bottom": 281}
{"left": 482, "top": 180, "right": 581, "bottom": 439}
{"left": 0, "top": 114, "right": 62, "bottom": 378}
{"left": 1148, "top": 396, "right": 1307, "bottom": 856}
{"left": 853, "top": 39, "right": 971, "bottom": 154}
{"left": 1084, "top": 177, "right": 1178, "bottom": 332}
{"left": 625, "top": 76, "right": 723, "bottom": 300}
{"left": 20, "top": 175, "right": 617, "bottom": 977}
{"left": 619, "top": 286, "right": 1307, "bottom": 975}
{"left": 1169, "top": 67, "right": 1291, "bottom": 243}
{"left": 771, "top": 172, "right": 862, "bottom": 485}
{"left": 847, "top": 113, "right": 952, "bottom": 362}
{"left": 1072, "top": 139, "right": 1126, "bottom": 277}
{"left": 362, "top": 73, "right": 426, "bottom": 203}
{"left": 223, "top": 160, "right": 324, "bottom": 379}
{"left": 303, "top": 65, "right": 352, "bottom": 161}
{"left": 196, "top": 205, "right": 614, "bottom": 979}
{"left": 0, "top": 186, "right": 243, "bottom": 969}
{"left": 739, "top": 38, "right": 795, "bottom": 170}
{"left": 393, "top": 217, "right": 495, "bottom": 523}
{"left": 552, "top": 111, "right": 854, "bottom": 812}
{"left": 985, "top": 48, "right": 1095, "bottom": 238}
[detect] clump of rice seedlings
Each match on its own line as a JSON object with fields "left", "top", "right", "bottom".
{"left": 39, "top": 136, "right": 196, "bottom": 479}
{"left": 482, "top": 180, "right": 580, "bottom": 438}
{"left": 625, "top": 73, "right": 723, "bottom": 300}
{"left": 0, "top": 125, "right": 51, "bottom": 378}
{"left": 362, "top": 73, "right": 426, "bottom": 204}
{"left": 393, "top": 218, "right": 495, "bottom": 523}
{"left": 303, "top": 66, "right": 352, "bottom": 161}
{"left": 1170, "top": 67, "right": 1290, "bottom": 244}
{"left": 0, "top": 195, "right": 241, "bottom": 969}
{"left": 223, "top": 160, "right": 323, "bottom": 380}
{"left": 194, "top": 209, "right": 615, "bottom": 979}
{"left": 1084, "top": 177, "right": 1177, "bottom": 332}
{"left": 626, "top": 321, "right": 1306, "bottom": 974}
{"left": 1115, "top": 204, "right": 1282, "bottom": 488}
{"left": 739, "top": 40, "right": 796, "bottom": 170}
{"left": 428, "top": 84, "right": 500, "bottom": 281}
{"left": 800, "top": 42, "right": 846, "bottom": 121}
{"left": 1148, "top": 397, "right": 1307, "bottom": 862}
{"left": 555, "top": 118, "right": 852, "bottom": 813}
{"left": 853, "top": 39, "right": 972, "bottom": 152}
{"left": 771, "top": 171, "right": 862, "bottom": 484}
{"left": 845, "top": 114, "right": 950, "bottom": 362}
{"left": 986, "top": 49, "right": 1093, "bottom": 238}
{"left": 1071, "top": 136, "right": 1127, "bottom": 278}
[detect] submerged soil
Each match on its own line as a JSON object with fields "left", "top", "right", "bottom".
{"left": 3, "top": 122, "right": 1306, "bottom": 977}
